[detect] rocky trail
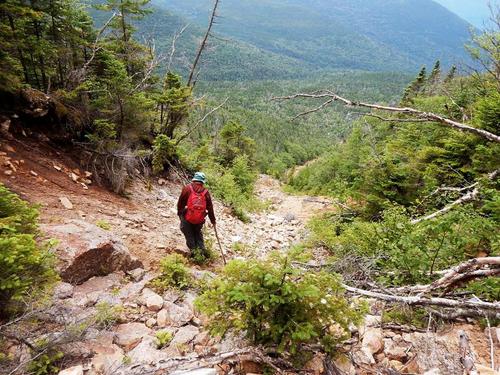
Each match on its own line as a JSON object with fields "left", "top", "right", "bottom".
{"left": 1, "top": 138, "right": 498, "bottom": 375}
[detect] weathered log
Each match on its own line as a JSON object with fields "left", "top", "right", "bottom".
{"left": 273, "top": 92, "right": 500, "bottom": 143}
{"left": 343, "top": 284, "right": 500, "bottom": 312}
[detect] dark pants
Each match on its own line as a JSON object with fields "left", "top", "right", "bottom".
{"left": 180, "top": 216, "right": 206, "bottom": 252}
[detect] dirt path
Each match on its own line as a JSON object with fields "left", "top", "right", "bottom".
{"left": 0, "top": 139, "right": 330, "bottom": 267}
{"left": 212, "top": 175, "right": 333, "bottom": 259}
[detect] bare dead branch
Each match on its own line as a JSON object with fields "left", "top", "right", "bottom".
{"left": 273, "top": 92, "right": 500, "bottom": 143}
{"left": 459, "top": 330, "right": 478, "bottom": 374}
{"left": 411, "top": 187, "right": 479, "bottom": 224}
{"left": 342, "top": 283, "right": 500, "bottom": 312}
{"left": 175, "top": 97, "right": 228, "bottom": 145}
{"left": 166, "top": 24, "right": 189, "bottom": 72}
{"left": 430, "top": 183, "right": 479, "bottom": 196}
{"left": 365, "top": 113, "right": 430, "bottom": 123}
{"left": 412, "top": 168, "right": 499, "bottom": 224}
{"left": 391, "top": 257, "right": 500, "bottom": 296}
{"left": 82, "top": 13, "right": 117, "bottom": 74}
{"left": 484, "top": 314, "right": 496, "bottom": 370}
{"left": 187, "top": 0, "right": 220, "bottom": 86}
{"left": 292, "top": 98, "right": 334, "bottom": 120}
{"left": 121, "top": 347, "right": 290, "bottom": 375}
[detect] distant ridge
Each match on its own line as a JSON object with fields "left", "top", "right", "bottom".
{"left": 151, "top": 0, "right": 473, "bottom": 75}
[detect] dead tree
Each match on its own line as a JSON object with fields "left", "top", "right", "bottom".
{"left": 187, "top": 0, "right": 221, "bottom": 87}
{"left": 273, "top": 91, "right": 500, "bottom": 143}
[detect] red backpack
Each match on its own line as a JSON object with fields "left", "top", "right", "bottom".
{"left": 185, "top": 184, "right": 208, "bottom": 224}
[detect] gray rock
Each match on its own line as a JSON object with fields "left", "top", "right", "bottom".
{"left": 41, "top": 220, "right": 142, "bottom": 284}
{"left": 362, "top": 327, "right": 384, "bottom": 355}
{"left": 157, "top": 301, "right": 194, "bottom": 328}
{"left": 127, "top": 336, "right": 169, "bottom": 364}
{"left": 172, "top": 369, "right": 216, "bottom": 375}
{"left": 118, "top": 274, "right": 154, "bottom": 301}
{"left": 114, "top": 323, "right": 152, "bottom": 351}
{"left": 146, "top": 293, "right": 164, "bottom": 312}
{"left": 127, "top": 268, "right": 146, "bottom": 282}
{"left": 59, "top": 197, "right": 73, "bottom": 210}
{"left": 58, "top": 365, "right": 83, "bottom": 375}
{"left": 173, "top": 325, "right": 199, "bottom": 345}
{"left": 53, "top": 282, "right": 74, "bottom": 299}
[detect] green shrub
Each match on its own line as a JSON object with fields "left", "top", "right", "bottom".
{"left": 191, "top": 231, "right": 216, "bottom": 265}
{"left": 27, "top": 339, "right": 64, "bottom": 375}
{"left": 95, "top": 220, "right": 111, "bottom": 231}
{"left": 309, "top": 205, "right": 498, "bottom": 288}
{"left": 155, "top": 330, "right": 173, "bottom": 349}
{"left": 382, "top": 306, "right": 428, "bottom": 329}
{"left": 27, "top": 351, "right": 64, "bottom": 375}
{"left": 195, "top": 249, "right": 365, "bottom": 353}
{"left": 151, "top": 254, "right": 191, "bottom": 291}
{"left": 0, "top": 184, "right": 57, "bottom": 317}
{"left": 152, "top": 135, "right": 177, "bottom": 174}
{"left": 93, "top": 302, "right": 123, "bottom": 329}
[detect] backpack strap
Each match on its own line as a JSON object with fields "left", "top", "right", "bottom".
{"left": 189, "top": 184, "right": 207, "bottom": 196}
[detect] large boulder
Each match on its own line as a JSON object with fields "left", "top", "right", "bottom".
{"left": 42, "top": 220, "right": 142, "bottom": 284}
{"left": 114, "top": 323, "right": 152, "bottom": 351}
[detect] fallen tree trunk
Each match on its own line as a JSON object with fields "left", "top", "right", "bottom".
{"left": 121, "top": 347, "right": 294, "bottom": 375}
{"left": 391, "top": 257, "right": 500, "bottom": 295}
{"left": 273, "top": 91, "right": 500, "bottom": 143}
{"left": 343, "top": 284, "right": 500, "bottom": 312}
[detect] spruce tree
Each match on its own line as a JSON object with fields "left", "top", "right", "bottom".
{"left": 426, "top": 60, "right": 441, "bottom": 94}
{"left": 401, "top": 66, "right": 427, "bottom": 104}
{"left": 444, "top": 65, "right": 457, "bottom": 85}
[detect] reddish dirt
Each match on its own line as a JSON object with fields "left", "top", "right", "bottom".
{"left": 0, "top": 136, "right": 185, "bottom": 268}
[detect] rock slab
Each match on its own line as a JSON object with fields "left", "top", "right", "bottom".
{"left": 58, "top": 365, "right": 83, "bottom": 375}
{"left": 42, "top": 220, "right": 142, "bottom": 284}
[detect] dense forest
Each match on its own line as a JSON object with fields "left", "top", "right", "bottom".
{"left": 0, "top": 0, "right": 499, "bottom": 373}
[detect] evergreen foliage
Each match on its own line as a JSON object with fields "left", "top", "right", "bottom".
{"left": 0, "top": 0, "right": 95, "bottom": 92}
{"left": 0, "top": 184, "right": 57, "bottom": 317}
{"left": 195, "top": 249, "right": 365, "bottom": 353}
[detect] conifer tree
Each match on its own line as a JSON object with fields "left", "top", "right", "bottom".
{"left": 401, "top": 66, "right": 427, "bottom": 104}
{"left": 444, "top": 65, "right": 457, "bottom": 85}
{"left": 96, "top": 0, "right": 151, "bottom": 76}
{"left": 426, "top": 60, "right": 441, "bottom": 94}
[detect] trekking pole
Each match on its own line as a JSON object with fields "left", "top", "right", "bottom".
{"left": 213, "top": 225, "right": 227, "bottom": 265}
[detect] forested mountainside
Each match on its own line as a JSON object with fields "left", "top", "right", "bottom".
{"left": 95, "top": 5, "right": 312, "bottom": 81}
{"left": 1, "top": 0, "right": 499, "bottom": 373}
{"left": 196, "top": 71, "right": 411, "bottom": 176}
{"left": 158, "top": 0, "right": 473, "bottom": 73}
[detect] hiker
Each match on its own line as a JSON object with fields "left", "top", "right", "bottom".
{"left": 177, "top": 172, "right": 216, "bottom": 255}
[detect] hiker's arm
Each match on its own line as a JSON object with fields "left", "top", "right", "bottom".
{"left": 177, "top": 186, "right": 189, "bottom": 217}
{"left": 206, "top": 192, "right": 216, "bottom": 225}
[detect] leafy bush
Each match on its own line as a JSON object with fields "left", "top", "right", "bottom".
{"left": 195, "top": 249, "right": 365, "bottom": 353}
{"left": 93, "top": 302, "right": 123, "bottom": 329}
{"left": 151, "top": 254, "right": 191, "bottom": 291}
{"left": 155, "top": 330, "right": 173, "bottom": 349}
{"left": 0, "top": 184, "right": 57, "bottom": 317}
{"left": 191, "top": 231, "right": 216, "bottom": 265}
{"left": 309, "top": 206, "right": 498, "bottom": 287}
{"left": 27, "top": 338, "right": 64, "bottom": 375}
{"left": 382, "top": 306, "right": 428, "bottom": 329}
{"left": 27, "top": 350, "right": 64, "bottom": 375}
{"left": 201, "top": 162, "right": 258, "bottom": 223}
{"left": 152, "top": 135, "right": 177, "bottom": 174}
